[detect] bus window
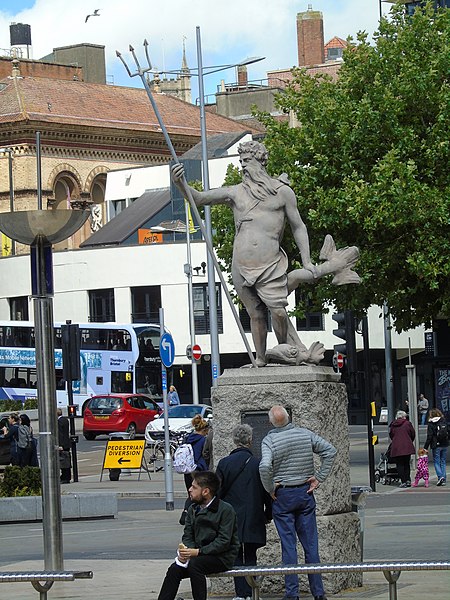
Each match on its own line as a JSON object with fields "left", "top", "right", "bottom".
{"left": 111, "top": 371, "right": 133, "bottom": 393}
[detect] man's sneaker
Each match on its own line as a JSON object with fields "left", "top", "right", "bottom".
{"left": 399, "top": 482, "right": 409, "bottom": 488}
{"left": 436, "top": 477, "right": 444, "bottom": 486}
{"left": 314, "top": 596, "right": 328, "bottom": 600}
{"left": 232, "top": 597, "right": 246, "bottom": 600}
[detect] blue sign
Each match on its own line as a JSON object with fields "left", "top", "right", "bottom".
{"left": 213, "top": 364, "right": 218, "bottom": 379}
{"left": 159, "top": 333, "right": 175, "bottom": 368}
{"left": 162, "top": 370, "right": 167, "bottom": 391}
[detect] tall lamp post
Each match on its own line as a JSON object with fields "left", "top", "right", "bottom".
{"left": 0, "top": 147, "right": 15, "bottom": 255}
{"left": 0, "top": 134, "right": 90, "bottom": 570}
{"left": 160, "top": 31, "right": 264, "bottom": 386}
{"left": 153, "top": 217, "right": 200, "bottom": 404}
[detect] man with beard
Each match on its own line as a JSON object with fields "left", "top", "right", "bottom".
{"left": 171, "top": 140, "right": 358, "bottom": 366}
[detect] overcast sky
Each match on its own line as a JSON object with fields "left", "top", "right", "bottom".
{"left": 0, "top": 1, "right": 389, "bottom": 99}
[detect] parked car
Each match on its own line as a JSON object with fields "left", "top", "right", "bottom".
{"left": 83, "top": 394, "right": 162, "bottom": 440}
{"left": 0, "top": 415, "right": 11, "bottom": 465}
{"left": 145, "top": 403, "right": 212, "bottom": 443}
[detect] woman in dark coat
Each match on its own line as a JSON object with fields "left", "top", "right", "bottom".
{"left": 389, "top": 410, "right": 416, "bottom": 487}
{"left": 216, "top": 424, "right": 272, "bottom": 600}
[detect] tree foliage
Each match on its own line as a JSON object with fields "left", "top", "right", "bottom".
{"left": 213, "top": 3, "right": 450, "bottom": 331}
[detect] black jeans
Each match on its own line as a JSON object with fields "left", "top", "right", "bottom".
{"left": 395, "top": 455, "right": 411, "bottom": 484}
{"left": 158, "top": 556, "right": 227, "bottom": 600}
{"left": 234, "top": 542, "right": 259, "bottom": 598}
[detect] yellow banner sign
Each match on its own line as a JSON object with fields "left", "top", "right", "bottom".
{"left": 138, "top": 229, "right": 163, "bottom": 244}
{"left": 103, "top": 439, "right": 145, "bottom": 469}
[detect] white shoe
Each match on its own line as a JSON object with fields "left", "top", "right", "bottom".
{"left": 232, "top": 597, "right": 246, "bottom": 600}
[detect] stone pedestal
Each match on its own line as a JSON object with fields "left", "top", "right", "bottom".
{"left": 210, "top": 365, "right": 362, "bottom": 594}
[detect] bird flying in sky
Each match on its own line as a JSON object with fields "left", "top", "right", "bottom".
{"left": 85, "top": 9, "right": 101, "bottom": 23}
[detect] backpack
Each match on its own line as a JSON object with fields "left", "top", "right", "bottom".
{"left": 173, "top": 444, "right": 197, "bottom": 474}
{"left": 18, "top": 424, "right": 32, "bottom": 449}
{"left": 436, "top": 422, "right": 448, "bottom": 445}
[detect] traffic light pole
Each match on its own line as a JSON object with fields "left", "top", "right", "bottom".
{"left": 362, "top": 316, "right": 376, "bottom": 491}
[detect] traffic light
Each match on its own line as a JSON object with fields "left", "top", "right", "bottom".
{"left": 61, "top": 322, "right": 81, "bottom": 381}
{"left": 67, "top": 405, "right": 77, "bottom": 418}
{"left": 332, "top": 310, "right": 357, "bottom": 374}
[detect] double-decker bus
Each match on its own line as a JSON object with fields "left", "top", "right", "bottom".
{"left": 0, "top": 321, "right": 164, "bottom": 413}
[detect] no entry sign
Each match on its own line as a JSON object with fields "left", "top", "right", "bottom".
{"left": 192, "top": 344, "right": 202, "bottom": 361}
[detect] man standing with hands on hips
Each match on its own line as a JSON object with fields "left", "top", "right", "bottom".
{"left": 259, "top": 405, "right": 337, "bottom": 600}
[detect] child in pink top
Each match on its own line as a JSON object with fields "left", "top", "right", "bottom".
{"left": 412, "top": 448, "right": 429, "bottom": 487}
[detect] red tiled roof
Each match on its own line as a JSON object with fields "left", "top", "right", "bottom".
{"left": 0, "top": 75, "right": 252, "bottom": 136}
{"left": 325, "top": 36, "right": 348, "bottom": 50}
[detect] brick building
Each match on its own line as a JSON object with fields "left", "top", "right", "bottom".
{"left": 0, "top": 57, "right": 250, "bottom": 253}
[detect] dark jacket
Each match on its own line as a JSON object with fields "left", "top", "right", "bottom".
{"left": 185, "top": 431, "right": 207, "bottom": 472}
{"left": 216, "top": 447, "right": 272, "bottom": 546}
{"left": 58, "top": 415, "right": 70, "bottom": 450}
{"left": 389, "top": 418, "right": 415, "bottom": 457}
{"left": 183, "top": 495, "right": 240, "bottom": 570}
{"left": 424, "top": 417, "right": 449, "bottom": 451}
{"left": 3, "top": 423, "right": 19, "bottom": 463}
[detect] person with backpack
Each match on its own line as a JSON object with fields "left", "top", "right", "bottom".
{"left": 424, "top": 408, "right": 448, "bottom": 486}
{"left": 17, "top": 413, "right": 34, "bottom": 467}
{"left": 177, "top": 415, "right": 209, "bottom": 525}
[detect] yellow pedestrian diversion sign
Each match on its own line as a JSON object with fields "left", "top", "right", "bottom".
{"left": 103, "top": 440, "right": 145, "bottom": 469}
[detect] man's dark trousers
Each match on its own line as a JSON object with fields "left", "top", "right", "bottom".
{"left": 272, "top": 485, "right": 325, "bottom": 598}
{"left": 158, "top": 555, "right": 227, "bottom": 600}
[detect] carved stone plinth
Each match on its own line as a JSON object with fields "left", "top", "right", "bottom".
{"left": 210, "top": 366, "right": 362, "bottom": 594}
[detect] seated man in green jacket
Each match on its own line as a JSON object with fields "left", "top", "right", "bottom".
{"left": 158, "top": 471, "right": 240, "bottom": 600}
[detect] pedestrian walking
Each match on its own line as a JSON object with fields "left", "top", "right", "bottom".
{"left": 417, "top": 393, "right": 429, "bottom": 425}
{"left": 216, "top": 424, "right": 272, "bottom": 600}
{"left": 1, "top": 413, "right": 20, "bottom": 465}
{"left": 389, "top": 410, "right": 415, "bottom": 488}
{"left": 424, "top": 408, "right": 448, "bottom": 486}
{"left": 57, "top": 408, "right": 71, "bottom": 484}
{"left": 412, "top": 448, "right": 429, "bottom": 488}
{"left": 259, "top": 405, "right": 336, "bottom": 600}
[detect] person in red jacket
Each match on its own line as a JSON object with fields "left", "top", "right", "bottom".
{"left": 389, "top": 410, "right": 416, "bottom": 488}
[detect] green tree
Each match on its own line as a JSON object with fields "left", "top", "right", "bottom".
{"left": 213, "top": 3, "right": 450, "bottom": 331}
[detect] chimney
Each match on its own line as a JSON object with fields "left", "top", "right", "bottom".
{"left": 297, "top": 5, "right": 325, "bottom": 66}
{"left": 237, "top": 65, "right": 248, "bottom": 88}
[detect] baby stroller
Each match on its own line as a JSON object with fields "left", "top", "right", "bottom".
{"left": 374, "top": 445, "right": 400, "bottom": 485}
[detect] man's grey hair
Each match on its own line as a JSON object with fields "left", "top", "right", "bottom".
{"left": 268, "top": 405, "right": 290, "bottom": 427}
{"left": 395, "top": 410, "right": 407, "bottom": 419}
{"left": 233, "top": 424, "right": 253, "bottom": 447}
{"left": 238, "top": 140, "right": 268, "bottom": 166}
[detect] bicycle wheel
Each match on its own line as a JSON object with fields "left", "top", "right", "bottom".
{"left": 143, "top": 444, "right": 165, "bottom": 472}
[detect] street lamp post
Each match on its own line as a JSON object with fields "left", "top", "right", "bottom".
{"left": 195, "top": 28, "right": 264, "bottom": 386}
{"left": 0, "top": 134, "right": 90, "bottom": 570}
{"left": 0, "top": 147, "right": 15, "bottom": 255}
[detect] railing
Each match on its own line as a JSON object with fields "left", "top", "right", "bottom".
{"left": 0, "top": 570, "right": 93, "bottom": 599}
{"left": 210, "top": 560, "right": 450, "bottom": 600}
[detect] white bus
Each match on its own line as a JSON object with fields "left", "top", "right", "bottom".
{"left": 0, "top": 321, "right": 164, "bottom": 413}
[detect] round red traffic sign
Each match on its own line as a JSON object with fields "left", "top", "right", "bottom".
{"left": 192, "top": 344, "right": 202, "bottom": 361}
{"left": 336, "top": 353, "right": 344, "bottom": 369}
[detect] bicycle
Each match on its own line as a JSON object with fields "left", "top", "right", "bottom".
{"left": 142, "top": 430, "right": 186, "bottom": 473}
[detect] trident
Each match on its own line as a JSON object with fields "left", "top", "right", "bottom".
{"left": 117, "top": 41, "right": 258, "bottom": 368}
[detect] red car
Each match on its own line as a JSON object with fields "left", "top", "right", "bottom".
{"left": 83, "top": 394, "right": 162, "bottom": 440}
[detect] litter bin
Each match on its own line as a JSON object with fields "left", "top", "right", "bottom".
{"left": 351, "top": 485, "right": 372, "bottom": 560}
{"left": 108, "top": 432, "right": 132, "bottom": 481}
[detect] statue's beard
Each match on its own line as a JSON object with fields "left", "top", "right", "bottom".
{"left": 242, "top": 163, "right": 278, "bottom": 202}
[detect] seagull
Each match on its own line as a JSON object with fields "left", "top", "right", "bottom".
{"left": 85, "top": 9, "right": 100, "bottom": 23}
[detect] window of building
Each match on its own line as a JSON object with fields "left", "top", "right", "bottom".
{"left": 294, "top": 290, "right": 324, "bottom": 331}
{"left": 89, "top": 289, "right": 115, "bottom": 322}
{"left": 131, "top": 286, "right": 161, "bottom": 323}
{"left": 9, "top": 296, "right": 29, "bottom": 321}
{"left": 193, "top": 283, "right": 223, "bottom": 334}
